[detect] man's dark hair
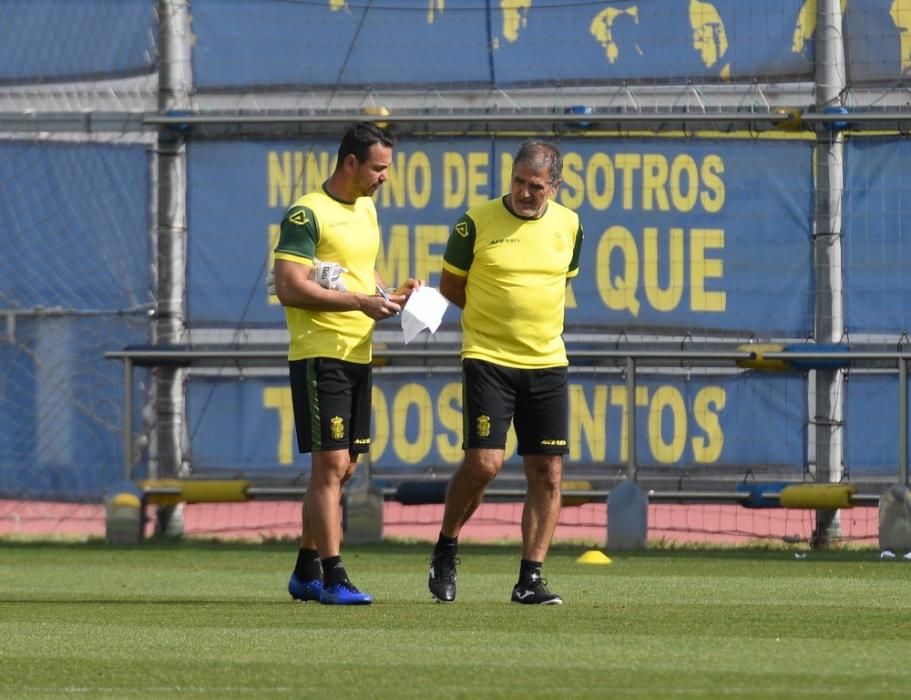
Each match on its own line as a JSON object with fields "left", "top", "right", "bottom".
{"left": 513, "top": 140, "right": 563, "bottom": 185}
{"left": 337, "top": 122, "right": 395, "bottom": 167}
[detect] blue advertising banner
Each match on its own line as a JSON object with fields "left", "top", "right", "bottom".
{"left": 843, "top": 136, "right": 911, "bottom": 333}
{"left": 0, "top": 316, "right": 147, "bottom": 501}
{"left": 190, "top": 0, "right": 813, "bottom": 89}
{"left": 0, "top": 143, "right": 151, "bottom": 501}
{"left": 0, "top": 143, "right": 152, "bottom": 310}
{"left": 845, "top": 0, "right": 911, "bottom": 83}
{"left": 187, "top": 136, "right": 813, "bottom": 336}
{"left": 0, "top": 0, "right": 157, "bottom": 81}
{"left": 186, "top": 371, "right": 808, "bottom": 475}
{"left": 844, "top": 373, "right": 907, "bottom": 479}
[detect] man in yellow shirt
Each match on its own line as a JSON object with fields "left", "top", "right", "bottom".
{"left": 428, "top": 141, "right": 583, "bottom": 605}
{"left": 273, "top": 122, "right": 421, "bottom": 605}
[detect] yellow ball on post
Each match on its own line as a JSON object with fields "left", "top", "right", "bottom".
{"left": 561, "top": 479, "right": 595, "bottom": 507}
{"left": 361, "top": 106, "right": 390, "bottom": 130}
{"left": 109, "top": 492, "right": 141, "bottom": 509}
{"left": 737, "top": 343, "right": 789, "bottom": 372}
{"left": 774, "top": 108, "right": 803, "bottom": 132}
{"left": 105, "top": 482, "right": 145, "bottom": 545}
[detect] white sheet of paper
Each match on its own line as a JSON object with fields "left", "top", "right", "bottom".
{"left": 400, "top": 286, "right": 450, "bottom": 344}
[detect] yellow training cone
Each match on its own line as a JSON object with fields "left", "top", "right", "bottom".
{"left": 576, "top": 550, "right": 612, "bottom": 565}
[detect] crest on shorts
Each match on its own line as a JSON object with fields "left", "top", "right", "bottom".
{"left": 476, "top": 414, "right": 491, "bottom": 439}
{"left": 330, "top": 416, "right": 345, "bottom": 440}
{"left": 455, "top": 222, "right": 469, "bottom": 238}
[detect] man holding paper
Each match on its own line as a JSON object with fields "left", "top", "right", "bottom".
{"left": 428, "top": 140, "right": 584, "bottom": 605}
{"left": 273, "top": 122, "right": 421, "bottom": 605}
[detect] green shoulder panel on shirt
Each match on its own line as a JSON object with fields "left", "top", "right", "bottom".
{"left": 568, "top": 221, "right": 584, "bottom": 276}
{"left": 275, "top": 205, "right": 319, "bottom": 259}
{"left": 443, "top": 214, "right": 476, "bottom": 273}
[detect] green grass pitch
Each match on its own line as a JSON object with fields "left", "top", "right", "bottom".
{"left": 1, "top": 540, "right": 910, "bottom": 698}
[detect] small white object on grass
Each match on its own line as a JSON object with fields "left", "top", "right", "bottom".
{"left": 880, "top": 550, "right": 896, "bottom": 560}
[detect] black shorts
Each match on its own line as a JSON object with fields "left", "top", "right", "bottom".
{"left": 461, "top": 358, "right": 568, "bottom": 455}
{"left": 289, "top": 357, "right": 372, "bottom": 454}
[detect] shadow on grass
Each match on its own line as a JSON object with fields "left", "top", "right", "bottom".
{"left": 0, "top": 537, "right": 884, "bottom": 562}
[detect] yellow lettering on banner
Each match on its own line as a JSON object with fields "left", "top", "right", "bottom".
{"left": 613, "top": 153, "right": 641, "bottom": 210}
{"left": 642, "top": 154, "right": 670, "bottom": 212}
{"left": 436, "top": 382, "right": 463, "bottom": 463}
{"left": 377, "top": 225, "right": 411, "bottom": 291}
{"left": 562, "top": 152, "right": 729, "bottom": 213}
{"left": 690, "top": 228, "right": 726, "bottom": 312}
{"left": 643, "top": 227, "right": 684, "bottom": 312}
{"left": 263, "top": 387, "right": 294, "bottom": 465}
{"left": 443, "top": 152, "right": 466, "bottom": 209}
{"left": 379, "top": 152, "right": 432, "bottom": 209}
{"left": 670, "top": 155, "right": 699, "bottom": 212}
{"left": 409, "top": 151, "right": 432, "bottom": 209}
{"left": 585, "top": 153, "right": 615, "bottom": 210}
{"left": 384, "top": 152, "right": 409, "bottom": 208}
{"left": 351, "top": 382, "right": 725, "bottom": 466}
{"left": 565, "top": 382, "right": 726, "bottom": 464}
{"left": 370, "top": 386, "right": 390, "bottom": 463}
{"left": 268, "top": 151, "right": 293, "bottom": 208}
{"left": 569, "top": 385, "right": 607, "bottom": 461}
{"left": 393, "top": 384, "right": 433, "bottom": 463}
{"left": 267, "top": 150, "right": 332, "bottom": 208}
{"left": 365, "top": 150, "right": 727, "bottom": 215}
{"left": 415, "top": 225, "right": 449, "bottom": 283}
{"left": 560, "top": 152, "right": 585, "bottom": 209}
{"left": 692, "top": 386, "right": 725, "bottom": 462}
{"left": 648, "top": 386, "right": 687, "bottom": 464}
{"left": 700, "top": 155, "right": 725, "bottom": 212}
{"left": 467, "top": 152, "right": 489, "bottom": 207}
{"left": 293, "top": 152, "right": 305, "bottom": 201}
{"left": 597, "top": 226, "right": 640, "bottom": 316}
{"left": 610, "top": 385, "right": 650, "bottom": 462}
{"left": 305, "top": 151, "right": 331, "bottom": 194}
{"left": 595, "top": 225, "right": 726, "bottom": 316}
{"left": 500, "top": 153, "right": 513, "bottom": 196}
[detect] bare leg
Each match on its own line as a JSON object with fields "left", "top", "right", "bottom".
{"left": 441, "top": 448, "right": 504, "bottom": 537}
{"left": 300, "top": 456, "right": 356, "bottom": 549}
{"left": 299, "top": 500, "right": 316, "bottom": 549}
{"left": 521, "top": 454, "right": 563, "bottom": 561}
{"left": 306, "top": 449, "right": 357, "bottom": 558}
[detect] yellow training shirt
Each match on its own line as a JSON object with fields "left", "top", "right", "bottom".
{"left": 273, "top": 186, "right": 380, "bottom": 363}
{"left": 442, "top": 196, "right": 583, "bottom": 369}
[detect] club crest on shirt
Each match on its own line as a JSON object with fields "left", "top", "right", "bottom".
{"left": 330, "top": 416, "right": 345, "bottom": 440}
{"left": 288, "top": 210, "right": 309, "bottom": 226}
{"left": 552, "top": 231, "right": 566, "bottom": 251}
{"left": 476, "top": 414, "right": 491, "bottom": 439}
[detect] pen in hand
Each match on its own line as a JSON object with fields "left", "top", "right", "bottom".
{"left": 376, "top": 285, "right": 400, "bottom": 315}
